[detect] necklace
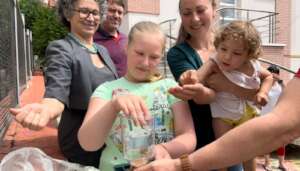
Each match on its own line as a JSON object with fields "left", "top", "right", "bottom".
{"left": 68, "top": 33, "right": 98, "bottom": 54}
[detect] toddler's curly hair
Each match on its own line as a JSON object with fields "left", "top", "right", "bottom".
{"left": 214, "top": 20, "right": 262, "bottom": 59}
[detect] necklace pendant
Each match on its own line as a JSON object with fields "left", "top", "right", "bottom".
{"left": 69, "top": 33, "right": 98, "bottom": 54}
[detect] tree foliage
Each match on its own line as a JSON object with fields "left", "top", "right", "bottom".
{"left": 19, "top": 0, "right": 67, "bottom": 66}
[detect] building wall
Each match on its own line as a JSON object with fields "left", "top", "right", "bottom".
{"left": 290, "top": 0, "right": 300, "bottom": 57}
{"left": 240, "top": 0, "right": 275, "bottom": 11}
{"left": 239, "top": 0, "right": 276, "bottom": 44}
{"left": 127, "top": 0, "right": 160, "bottom": 15}
{"left": 261, "top": 45, "right": 293, "bottom": 80}
{"left": 119, "top": 0, "right": 295, "bottom": 73}
{"left": 119, "top": 13, "right": 158, "bottom": 35}
{"left": 120, "top": 0, "right": 180, "bottom": 36}
{"left": 276, "top": 0, "right": 292, "bottom": 56}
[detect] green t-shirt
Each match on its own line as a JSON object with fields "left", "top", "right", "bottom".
{"left": 92, "top": 77, "right": 181, "bottom": 171}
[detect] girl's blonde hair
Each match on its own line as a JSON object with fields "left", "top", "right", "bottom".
{"left": 128, "top": 21, "right": 166, "bottom": 53}
{"left": 176, "top": 0, "right": 217, "bottom": 44}
{"left": 128, "top": 21, "right": 166, "bottom": 82}
{"left": 214, "top": 20, "right": 262, "bottom": 59}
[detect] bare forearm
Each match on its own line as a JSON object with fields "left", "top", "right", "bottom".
{"left": 78, "top": 100, "right": 118, "bottom": 151}
{"left": 41, "top": 98, "right": 64, "bottom": 119}
{"left": 258, "top": 75, "right": 273, "bottom": 94}
{"left": 189, "top": 78, "right": 300, "bottom": 170}
{"left": 189, "top": 114, "right": 291, "bottom": 170}
{"left": 164, "top": 131, "right": 196, "bottom": 158}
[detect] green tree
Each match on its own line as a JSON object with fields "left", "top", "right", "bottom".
{"left": 19, "top": 0, "right": 67, "bottom": 66}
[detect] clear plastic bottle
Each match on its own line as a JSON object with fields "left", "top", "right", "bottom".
{"left": 121, "top": 115, "right": 155, "bottom": 168}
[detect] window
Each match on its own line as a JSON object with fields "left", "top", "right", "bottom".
{"left": 219, "top": 0, "right": 237, "bottom": 25}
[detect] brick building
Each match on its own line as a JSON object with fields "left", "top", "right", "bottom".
{"left": 41, "top": 0, "right": 299, "bottom": 76}
{"left": 119, "top": 0, "right": 299, "bottom": 79}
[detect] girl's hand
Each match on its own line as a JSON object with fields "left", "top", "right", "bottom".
{"left": 179, "top": 70, "right": 199, "bottom": 85}
{"left": 154, "top": 144, "right": 171, "bottom": 160}
{"left": 112, "top": 94, "right": 151, "bottom": 126}
{"left": 10, "top": 103, "right": 51, "bottom": 130}
{"left": 254, "top": 92, "right": 269, "bottom": 106}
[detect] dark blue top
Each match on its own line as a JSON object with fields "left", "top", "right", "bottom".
{"left": 167, "top": 42, "right": 215, "bottom": 149}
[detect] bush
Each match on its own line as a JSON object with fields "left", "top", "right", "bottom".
{"left": 19, "top": 0, "right": 67, "bottom": 66}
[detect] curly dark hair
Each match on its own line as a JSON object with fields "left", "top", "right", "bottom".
{"left": 56, "top": 0, "right": 101, "bottom": 29}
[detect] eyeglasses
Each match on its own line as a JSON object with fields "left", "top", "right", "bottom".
{"left": 72, "top": 8, "right": 100, "bottom": 19}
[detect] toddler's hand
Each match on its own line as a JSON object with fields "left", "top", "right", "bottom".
{"left": 112, "top": 94, "right": 151, "bottom": 126}
{"left": 179, "top": 70, "right": 199, "bottom": 85}
{"left": 254, "top": 92, "right": 269, "bottom": 106}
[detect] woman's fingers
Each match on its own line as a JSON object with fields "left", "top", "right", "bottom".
{"left": 10, "top": 108, "right": 27, "bottom": 123}
{"left": 9, "top": 108, "right": 22, "bottom": 116}
{"left": 30, "top": 114, "right": 41, "bottom": 130}
{"left": 169, "top": 84, "right": 204, "bottom": 100}
{"left": 9, "top": 104, "right": 50, "bottom": 130}
{"left": 38, "top": 111, "right": 51, "bottom": 128}
{"left": 23, "top": 111, "right": 36, "bottom": 128}
{"left": 10, "top": 107, "right": 32, "bottom": 126}
{"left": 169, "top": 90, "right": 191, "bottom": 100}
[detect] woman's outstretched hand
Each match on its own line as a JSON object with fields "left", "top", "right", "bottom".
{"left": 168, "top": 83, "right": 208, "bottom": 101}
{"left": 10, "top": 103, "right": 51, "bottom": 130}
